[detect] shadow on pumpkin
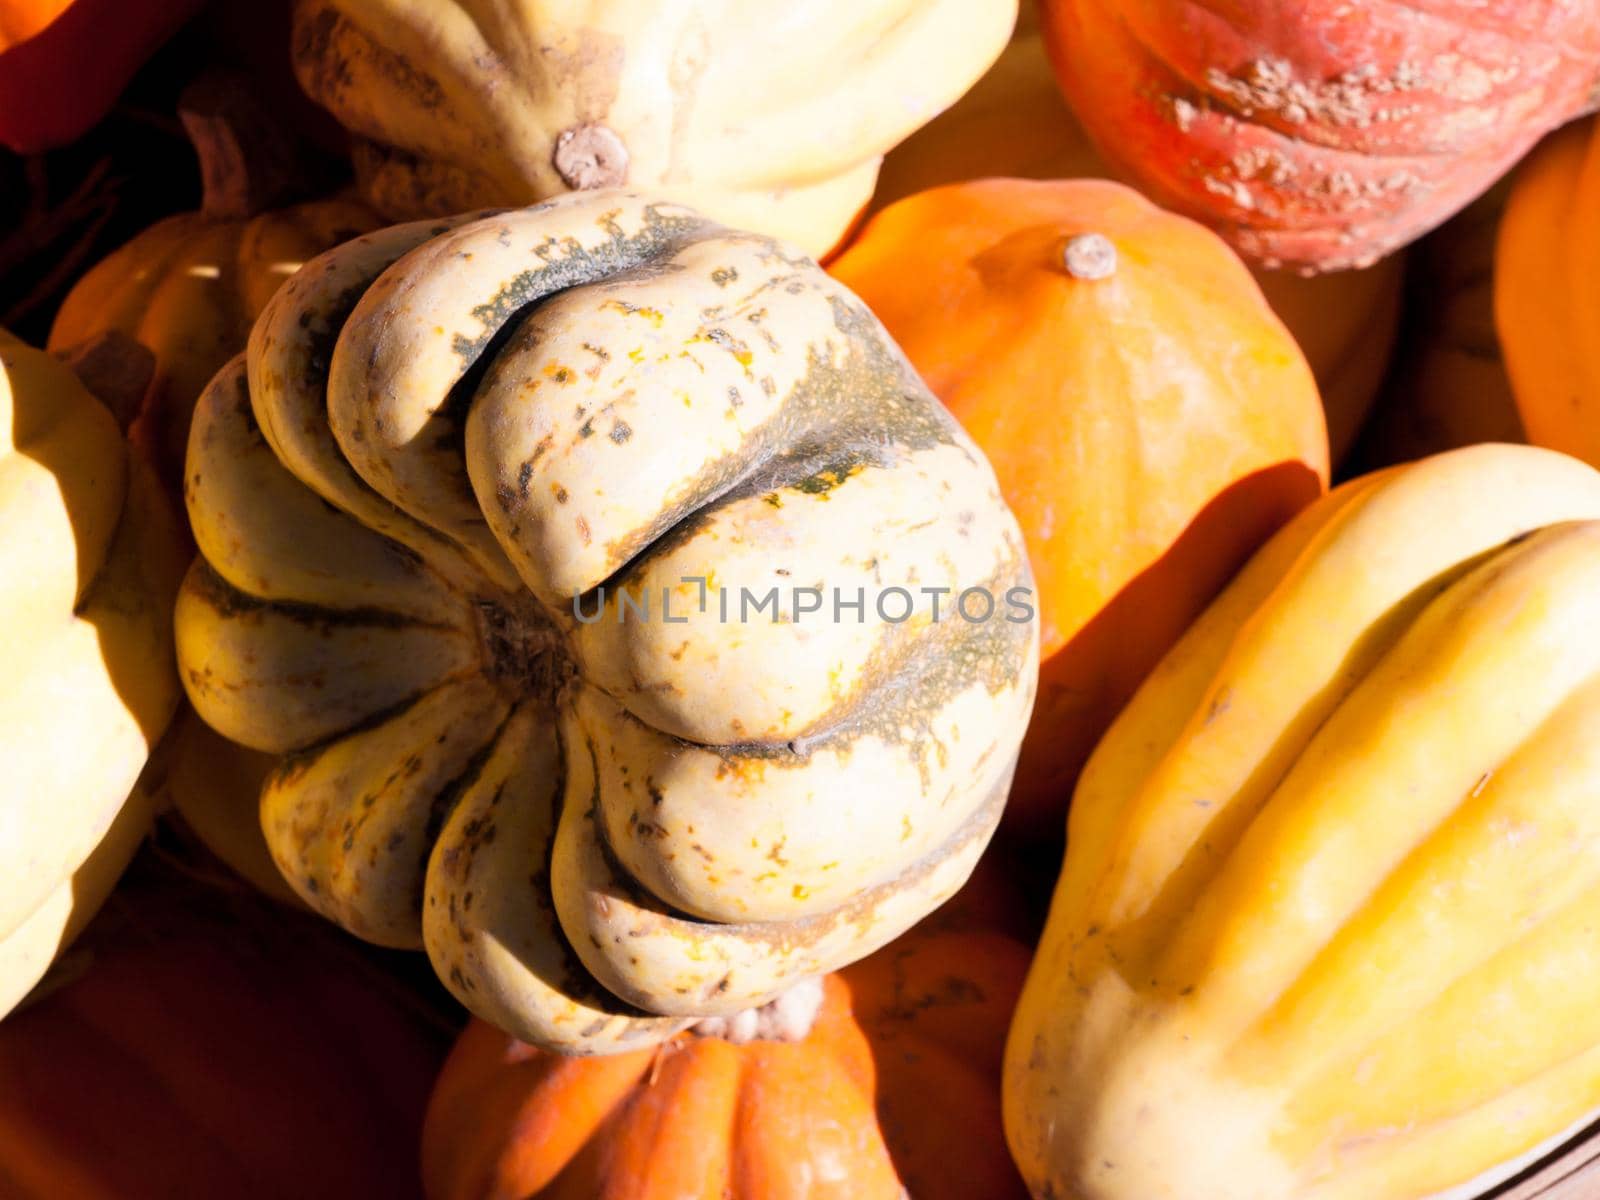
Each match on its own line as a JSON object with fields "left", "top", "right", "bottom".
{"left": 1007, "top": 458, "right": 1325, "bottom": 837}
{"left": 1, "top": 333, "right": 184, "bottom": 995}
{"left": 0, "top": 858, "right": 451, "bottom": 1200}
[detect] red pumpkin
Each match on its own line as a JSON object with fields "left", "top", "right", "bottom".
{"left": 1038, "top": 0, "right": 1600, "bottom": 270}
{"left": 0, "top": 869, "right": 448, "bottom": 1199}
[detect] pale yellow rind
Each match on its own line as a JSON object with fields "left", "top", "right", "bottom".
{"left": 0, "top": 332, "right": 180, "bottom": 1007}
{"left": 0, "top": 774, "right": 154, "bottom": 1019}
{"left": 1005, "top": 443, "right": 1600, "bottom": 1200}
{"left": 290, "top": 0, "right": 1017, "bottom": 256}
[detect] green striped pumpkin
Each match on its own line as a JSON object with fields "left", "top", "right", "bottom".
{"left": 175, "top": 191, "right": 1037, "bottom": 1053}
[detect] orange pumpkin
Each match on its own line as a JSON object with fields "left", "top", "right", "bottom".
{"left": 832, "top": 178, "right": 1328, "bottom": 830}
{"left": 0, "top": 0, "right": 204, "bottom": 152}
{"left": 422, "top": 924, "right": 1029, "bottom": 1200}
{"left": 866, "top": 24, "right": 1401, "bottom": 462}
{"left": 0, "top": 868, "right": 448, "bottom": 1199}
{"left": 1496, "top": 116, "right": 1600, "bottom": 470}
{"left": 1037, "top": 0, "right": 1600, "bottom": 271}
{"left": 46, "top": 81, "right": 379, "bottom": 497}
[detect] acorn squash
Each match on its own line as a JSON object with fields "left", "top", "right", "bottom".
{"left": 1005, "top": 443, "right": 1600, "bottom": 1200}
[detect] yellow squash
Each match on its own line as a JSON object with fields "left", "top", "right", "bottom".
{"left": 289, "top": 0, "right": 1015, "bottom": 258}
{"left": 175, "top": 191, "right": 1037, "bottom": 1054}
{"left": 1005, "top": 443, "right": 1600, "bottom": 1200}
{"left": 0, "top": 330, "right": 183, "bottom": 1017}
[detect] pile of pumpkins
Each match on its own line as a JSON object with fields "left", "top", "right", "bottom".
{"left": 5, "top": 1, "right": 1600, "bottom": 1197}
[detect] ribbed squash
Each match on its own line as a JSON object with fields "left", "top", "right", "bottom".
{"left": 0, "top": 871, "right": 446, "bottom": 1199}
{"left": 1496, "top": 116, "right": 1600, "bottom": 470}
{"left": 47, "top": 134, "right": 378, "bottom": 495}
{"left": 423, "top": 923, "right": 1030, "bottom": 1200}
{"left": 288, "top": 0, "right": 1015, "bottom": 259}
{"left": 1038, "top": 0, "right": 1600, "bottom": 271}
{"left": 832, "top": 178, "right": 1327, "bottom": 832}
{"left": 174, "top": 190, "right": 1037, "bottom": 1054}
{"left": 0, "top": 330, "right": 183, "bottom": 1018}
{"left": 1005, "top": 443, "right": 1600, "bottom": 1200}
{"left": 864, "top": 26, "right": 1401, "bottom": 462}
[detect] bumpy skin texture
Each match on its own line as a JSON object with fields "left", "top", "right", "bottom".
{"left": 1497, "top": 115, "right": 1600, "bottom": 471}
{"left": 288, "top": 0, "right": 1015, "bottom": 259}
{"left": 0, "top": 330, "right": 183, "bottom": 1018}
{"left": 833, "top": 179, "right": 1327, "bottom": 833}
{"left": 1005, "top": 443, "right": 1600, "bottom": 1200}
{"left": 47, "top": 198, "right": 380, "bottom": 497}
{"left": 422, "top": 926, "right": 1029, "bottom": 1200}
{"left": 1039, "top": 0, "right": 1600, "bottom": 271}
{"left": 175, "top": 191, "right": 1037, "bottom": 1054}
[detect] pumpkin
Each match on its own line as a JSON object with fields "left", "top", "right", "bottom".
{"left": 0, "top": 0, "right": 204, "bottom": 152}
{"left": 422, "top": 921, "right": 1030, "bottom": 1200}
{"left": 0, "top": 867, "right": 447, "bottom": 1199}
{"left": 831, "top": 178, "right": 1327, "bottom": 832}
{"left": 1496, "top": 116, "right": 1600, "bottom": 470}
{"left": 864, "top": 25, "right": 1402, "bottom": 462}
{"left": 1356, "top": 180, "right": 1524, "bottom": 469}
{"left": 0, "top": 330, "right": 183, "bottom": 1019}
{"left": 174, "top": 190, "right": 1038, "bottom": 1054}
{"left": 47, "top": 87, "right": 380, "bottom": 498}
{"left": 1037, "top": 0, "right": 1600, "bottom": 271}
{"left": 1005, "top": 442, "right": 1600, "bottom": 1200}
{"left": 287, "top": 0, "right": 1016, "bottom": 259}
{"left": 162, "top": 709, "right": 300, "bottom": 909}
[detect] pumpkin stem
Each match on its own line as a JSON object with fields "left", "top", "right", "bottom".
{"left": 56, "top": 330, "right": 155, "bottom": 434}
{"left": 690, "top": 976, "right": 824, "bottom": 1044}
{"left": 179, "top": 70, "right": 309, "bottom": 221}
{"left": 1062, "top": 233, "right": 1117, "bottom": 280}
{"left": 553, "top": 123, "right": 630, "bottom": 190}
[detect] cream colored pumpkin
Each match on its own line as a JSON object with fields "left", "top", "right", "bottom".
{"left": 175, "top": 191, "right": 1037, "bottom": 1053}
{"left": 0, "top": 330, "right": 183, "bottom": 1016}
{"left": 289, "top": 0, "right": 1016, "bottom": 258}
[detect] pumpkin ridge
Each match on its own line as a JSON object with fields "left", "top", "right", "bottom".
{"left": 555, "top": 760, "right": 1009, "bottom": 1015}
{"left": 183, "top": 189, "right": 1035, "bottom": 1051}
{"left": 1087, "top": 488, "right": 1523, "bottom": 960}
